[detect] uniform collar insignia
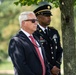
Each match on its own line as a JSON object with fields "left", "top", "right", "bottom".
{"left": 39, "top": 29, "right": 42, "bottom": 32}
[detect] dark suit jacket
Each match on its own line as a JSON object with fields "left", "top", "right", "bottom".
{"left": 8, "top": 31, "right": 51, "bottom": 75}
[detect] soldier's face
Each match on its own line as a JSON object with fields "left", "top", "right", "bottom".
{"left": 37, "top": 15, "right": 51, "bottom": 27}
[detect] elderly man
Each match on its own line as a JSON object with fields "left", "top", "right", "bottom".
{"left": 8, "top": 11, "right": 51, "bottom": 75}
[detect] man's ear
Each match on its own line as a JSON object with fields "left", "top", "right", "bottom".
{"left": 22, "top": 21, "right": 25, "bottom": 25}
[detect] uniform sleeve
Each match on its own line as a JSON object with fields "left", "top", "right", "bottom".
{"left": 8, "top": 37, "right": 35, "bottom": 75}
{"left": 45, "top": 60, "right": 52, "bottom": 75}
{"left": 55, "top": 31, "right": 63, "bottom": 68}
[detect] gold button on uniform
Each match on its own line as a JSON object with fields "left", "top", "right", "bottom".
{"left": 51, "top": 47, "right": 53, "bottom": 49}
{"left": 55, "top": 46, "right": 57, "bottom": 49}
{"left": 42, "top": 43, "right": 43, "bottom": 44}
{"left": 51, "top": 52, "right": 53, "bottom": 54}
{"left": 52, "top": 57, "right": 54, "bottom": 59}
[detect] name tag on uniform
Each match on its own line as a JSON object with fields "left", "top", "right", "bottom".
{"left": 40, "top": 36, "right": 46, "bottom": 43}
{"left": 40, "top": 39, "right": 46, "bottom": 43}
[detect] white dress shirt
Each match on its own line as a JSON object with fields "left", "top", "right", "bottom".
{"left": 38, "top": 24, "right": 48, "bottom": 33}
{"left": 21, "top": 28, "right": 43, "bottom": 58}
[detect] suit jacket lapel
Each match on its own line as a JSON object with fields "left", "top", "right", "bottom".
{"left": 18, "top": 31, "right": 41, "bottom": 60}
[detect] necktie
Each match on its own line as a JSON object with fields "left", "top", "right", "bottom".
{"left": 44, "top": 29, "right": 48, "bottom": 36}
{"left": 29, "top": 36, "right": 46, "bottom": 75}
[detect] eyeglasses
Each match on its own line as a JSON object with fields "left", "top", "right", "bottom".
{"left": 24, "top": 19, "right": 38, "bottom": 23}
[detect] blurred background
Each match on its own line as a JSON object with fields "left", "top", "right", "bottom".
{"left": 0, "top": 0, "right": 76, "bottom": 75}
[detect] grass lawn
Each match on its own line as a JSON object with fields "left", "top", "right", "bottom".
{"left": 0, "top": 59, "right": 64, "bottom": 75}
{"left": 0, "top": 60, "right": 14, "bottom": 75}
{"left": 0, "top": 60, "right": 13, "bottom": 70}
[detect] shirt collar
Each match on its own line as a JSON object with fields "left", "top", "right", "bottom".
{"left": 38, "top": 24, "right": 48, "bottom": 32}
{"left": 21, "top": 28, "right": 31, "bottom": 37}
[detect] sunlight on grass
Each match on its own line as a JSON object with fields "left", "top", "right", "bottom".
{"left": 0, "top": 61, "right": 13, "bottom": 70}
{"left": 0, "top": 60, "right": 14, "bottom": 75}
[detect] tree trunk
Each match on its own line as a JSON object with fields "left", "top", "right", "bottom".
{"left": 59, "top": 0, "right": 76, "bottom": 75}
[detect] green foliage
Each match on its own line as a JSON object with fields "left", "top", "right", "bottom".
{"left": 14, "top": 0, "right": 39, "bottom": 6}
{"left": 0, "top": 60, "right": 13, "bottom": 70}
{"left": 74, "top": 0, "right": 76, "bottom": 5}
{"left": 14, "top": 0, "right": 60, "bottom": 7}
{"left": 0, "top": 50, "right": 8, "bottom": 62}
{"left": 14, "top": 0, "right": 76, "bottom": 8}
{"left": 0, "top": 0, "right": 20, "bottom": 62}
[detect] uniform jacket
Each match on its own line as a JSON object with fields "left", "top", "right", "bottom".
{"left": 8, "top": 31, "right": 51, "bottom": 75}
{"left": 34, "top": 25, "right": 63, "bottom": 70}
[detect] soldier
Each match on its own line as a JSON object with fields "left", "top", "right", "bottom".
{"left": 33, "top": 2, "right": 63, "bottom": 75}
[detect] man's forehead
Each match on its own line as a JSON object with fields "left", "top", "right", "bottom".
{"left": 28, "top": 14, "right": 36, "bottom": 19}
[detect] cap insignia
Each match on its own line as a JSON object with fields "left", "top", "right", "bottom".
{"left": 47, "top": 6, "right": 50, "bottom": 9}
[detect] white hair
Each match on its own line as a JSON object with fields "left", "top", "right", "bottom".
{"left": 19, "top": 11, "right": 34, "bottom": 27}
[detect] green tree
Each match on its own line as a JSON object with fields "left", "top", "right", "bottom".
{"left": 14, "top": 0, "right": 76, "bottom": 75}
{"left": 0, "top": 0, "right": 20, "bottom": 62}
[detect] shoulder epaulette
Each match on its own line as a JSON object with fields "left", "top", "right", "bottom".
{"left": 48, "top": 26, "right": 55, "bottom": 29}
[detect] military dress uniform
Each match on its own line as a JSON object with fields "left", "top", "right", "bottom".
{"left": 34, "top": 25, "right": 63, "bottom": 75}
